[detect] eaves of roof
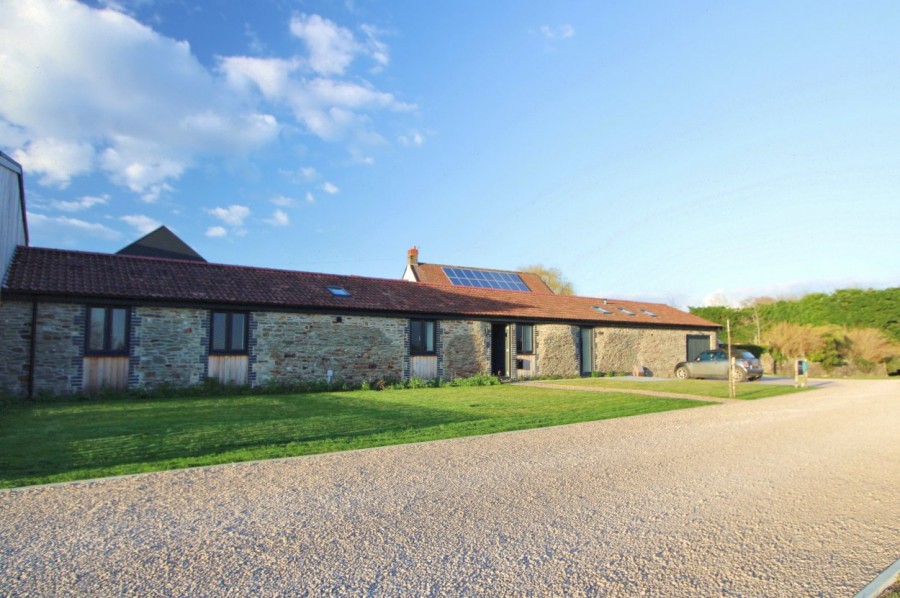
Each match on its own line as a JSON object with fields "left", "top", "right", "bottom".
{"left": 3, "top": 247, "right": 721, "bottom": 329}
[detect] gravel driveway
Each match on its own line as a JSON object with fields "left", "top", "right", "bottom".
{"left": 1, "top": 379, "right": 897, "bottom": 596}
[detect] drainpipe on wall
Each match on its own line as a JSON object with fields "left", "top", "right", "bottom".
{"left": 27, "top": 296, "right": 37, "bottom": 401}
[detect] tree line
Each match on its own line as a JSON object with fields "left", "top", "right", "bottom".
{"left": 690, "top": 288, "right": 900, "bottom": 374}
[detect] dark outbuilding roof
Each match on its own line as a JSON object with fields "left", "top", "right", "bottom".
{"left": 116, "top": 225, "right": 206, "bottom": 262}
{"left": 3, "top": 246, "right": 719, "bottom": 329}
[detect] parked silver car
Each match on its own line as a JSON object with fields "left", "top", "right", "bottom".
{"left": 674, "top": 349, "right": 763, "bottom": 382}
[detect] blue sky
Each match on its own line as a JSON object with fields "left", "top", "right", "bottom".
{"left": 3, "top": 0, "right": 899, "bottom": 308}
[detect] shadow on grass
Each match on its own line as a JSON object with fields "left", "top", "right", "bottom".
{"left": 0, "top": 393, "right": 483, "bottom": 482}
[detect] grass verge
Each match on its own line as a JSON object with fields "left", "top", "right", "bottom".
{"left": 0, "top": 385, "right": 712, "bottom": 489}
{"left": 880, "top": 579, "right": 900, "bottom": 598}
{"left": 538, "top": 377, "right": 813, "bottom": 400}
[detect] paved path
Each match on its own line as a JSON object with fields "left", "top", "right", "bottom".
{"left": 515, "top": 379, "right": 745, "bottom": 403}
{"left": 1, "top": 380, "right": 898, "bottom": 596}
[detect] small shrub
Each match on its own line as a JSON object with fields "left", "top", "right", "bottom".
{"left": 407, "top": 377, "right": 429, "bottom": 389}
{"left": 853, "top": 357, "right": 875, "bottom": 374}
{"left": 450, "top": 373, "right": 501, "bottom": 387}
{"left": 810, "top": 333, "right": 845, "bottom": 371}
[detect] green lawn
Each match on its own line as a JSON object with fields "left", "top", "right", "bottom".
{"left": 540, "top": 377, "right": 812, "bottom": 400}
{"left": 0, "top": 385, "right": 715, "bottom": 489}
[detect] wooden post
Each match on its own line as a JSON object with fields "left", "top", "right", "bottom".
{"left": 727, "top": 318, "right": 736, "bottom": 399}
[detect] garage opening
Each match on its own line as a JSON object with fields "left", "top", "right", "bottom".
{"left": 687, "top": 335, "right": 711, "bottom": 362}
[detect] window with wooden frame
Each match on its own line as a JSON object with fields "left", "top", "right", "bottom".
{"left": 516, "top": 324, "right": 534, "bottom": 354}
{"left": 210, "top": 311, "right": 248, "bottom": 354}
{"left": 86, "top": 306, "right": 130, "bottom": 355}
{"left": 409, "top": 319, "right": 436, "bottom": 355}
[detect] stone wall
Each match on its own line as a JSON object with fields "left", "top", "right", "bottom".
{"left": 593, "top": 327, "right": 718, "bottom": 377}
{"left": 440, "top": 320, "right": 490, "bottom": 379}
{"left": 34, "top": 303, "right": 84, "bottom": 396}
{"left": 0, "top": 300, "right": 32, "bottom": 397}
{"left": 1, "top": 295, "right": 720, "bottom": 397}
{"left": 535, "top": 324, "right": 579, "bottom": 378}
{"left": 132, "top": 306, "right": 208, "bottom": 388}
{"left": 0, "top": 301, "right": 86, "bottom": 397}
{"left": 1, "top": 301, "right": 90, "bottom": 397}
{"left": 252, "top": 313, "right": 406, "bottom": 385}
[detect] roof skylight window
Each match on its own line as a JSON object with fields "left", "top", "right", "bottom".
{"left": 441, "top": 267, "right": 530, "bottom": 292}
{"left": 327, "top": 286, "right": 351, "bottom": 297}
{"left": 592, "top": 306, "right": 613, "bottom": 315}
{"left": 617, "top": 307, "right": 636, "bottom": 316}
{"left": 640, "top": 309, "right": 658, "bottom": 317}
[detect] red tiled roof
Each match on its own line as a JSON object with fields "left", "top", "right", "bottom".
{"left": 3, "top": 247, "right": 719, "bottom": 329}
{"left": 407, "top": 263, "right": 555, "bottom": 294}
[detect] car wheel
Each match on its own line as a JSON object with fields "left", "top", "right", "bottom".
{"left": 731, "top": 367, "right": 747, "bottom": 382}
{"left": 675, "top": 367, "right": 690, "bottom": 380}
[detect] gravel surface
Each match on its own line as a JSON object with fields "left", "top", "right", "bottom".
{"left": 1, "top": 379, "right": 898, "bottom": 596}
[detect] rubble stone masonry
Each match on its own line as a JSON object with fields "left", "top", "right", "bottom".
{"left": 132, "top": 307, "right": 208, "bottom": 388}
{"left": 0, "top": 301, "right": 83, "bottom": 397}
{"left": 252, "top": 312, "right": 406, "bottom": 385}
{"left": 0, "top": 295, "right": 719, "bottom": 399}
{"left": 593, "top": 327, "right": 718, "bottom": 377}
{"left": 0, "top": 300, "right": 32, "bottom": 397}
{"left": 440, "top": 320, "right": 490, "bottom": 379}
{"left": 535, "top": 324, "right": 580, "bottom": 378}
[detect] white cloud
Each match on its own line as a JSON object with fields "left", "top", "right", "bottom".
{"left": 322, "top": 182, "right": 339, "bottom": 194}
{"left": 290, "top": 13, "right": 361, "bottom": 76}
{"left": 0, "top": 0, "right": 278, "bottom": 196}
{"left": 306, "top": 192, "right": 316, "bottom": 204}
{"left": 51, "top": 194, "right": 109, "bottom": 212}
{"left": 539, "top": 24, "right": 575, "bottom": 40}
{"left": 12, "top": 138, "right": 95, "bottom": 188}
{"left": 207, "top": 204, "right": 251, "bottom": 227}
{"left": 205, "top": 226, "right": 227, "bottom": 238}
{"left": 219, "top": 56, "right": 298, "bottom": 99}
{"left": 265, "top": 209, "right": 290, "bottom": 226}
{"left": 138, "top": 182, "right": 174, "bottom": 203}
{"left": 351, "top": 151, "right": 376, "bottom": 166}
{"left": 360, "top": 24, "right": 390, "bottom": 71}
{"left": 1, "top": 1, "right": 412, "bottom": 203}
{"left": 27, "top": 212, "right": 121, "bottom": 242}
{"left": 399, "top": 130, "right": 425, "bottom": 146}
{"left": 271, "top": 195, "right": 297, "bottom": 207}
{"left": 119, "top": 214, "right": 161, "bottom": 234}
{"left": 221, "top": 58, "right": 413, "bottom": 141}
{"left": 278, "top": 166, "right": 318, "bottom": 183}
{"left": 244, "top": 23, "right": 266, "bottom": 55}
{"left": 99, "top": 145, "right": 183, "bottom": 201}
{"left": 219, "top": 16, "right": 413, "bottom": 143}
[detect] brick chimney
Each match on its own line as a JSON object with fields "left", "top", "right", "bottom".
{"left": 407, "top": 246, "right": 419, "bottom": 266}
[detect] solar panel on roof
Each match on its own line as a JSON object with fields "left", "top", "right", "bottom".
{"left": 441, "top": 267, "right": 530, "bottom": 292}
